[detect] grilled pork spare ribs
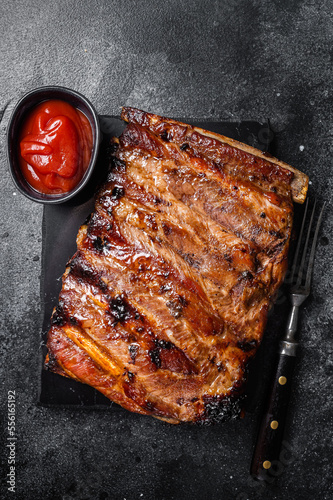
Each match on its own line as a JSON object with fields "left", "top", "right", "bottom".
{"left": 45, "top": 108, "right": 308, "bottom": 424}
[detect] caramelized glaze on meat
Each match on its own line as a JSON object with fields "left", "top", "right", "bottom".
{"left": 45, "top": 108, "right": 307, "bottom": 424}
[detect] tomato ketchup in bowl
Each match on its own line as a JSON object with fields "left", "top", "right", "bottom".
{"left": 7, "top": 86, "right": 101, "bottom": 204}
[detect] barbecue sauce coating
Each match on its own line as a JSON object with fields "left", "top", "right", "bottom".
{"left": 45, "top": 108, "right": 295, "bottom": 424}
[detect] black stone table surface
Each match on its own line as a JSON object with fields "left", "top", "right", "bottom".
{"left": 0, "top": 2, "right": 332, "bottom": 499}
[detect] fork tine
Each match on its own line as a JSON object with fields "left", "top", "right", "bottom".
{"left": 304, "top": 201, "right": 326, "bottom": 290}
{"left": 295, "top": 199, "right": 317, "bottom": 288}
{"left": 290, "top": 197, "right": 309, "bottom": 284}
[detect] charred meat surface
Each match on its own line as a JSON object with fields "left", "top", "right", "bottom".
{"left": 45, "top": 108, "right": 308, "bottom": 424}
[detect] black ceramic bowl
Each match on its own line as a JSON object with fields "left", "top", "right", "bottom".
{"left": 7, "top": 86, "right": 101, "bottom": 204}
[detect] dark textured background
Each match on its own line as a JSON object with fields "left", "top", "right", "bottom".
{"left": 1, "top": 1, "right": 332, "bottom": 499}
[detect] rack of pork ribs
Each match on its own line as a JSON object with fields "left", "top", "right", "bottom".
{"left": 45, "top": 107, "right": 308, "bottom": 424}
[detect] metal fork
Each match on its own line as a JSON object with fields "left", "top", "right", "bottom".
{"left": 251, "top": 198, "right": 326, "bottom": 481}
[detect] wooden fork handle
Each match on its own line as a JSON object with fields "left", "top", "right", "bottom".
{"left": 250, "top": 343, "right": 298, "bottom": 480}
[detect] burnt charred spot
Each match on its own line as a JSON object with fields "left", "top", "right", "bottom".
{"left": 177, "top": 398, "right": 185, "bottom": 406}
{"left": 129, "top": 344, "right": 139, "bottom": 363}
{"left": 233, "top": 185, "right": 238, "bottom": 190}
{"left": 160, "top": 129, "right": 170, "bottom": 142}
{"left": 93, "top": 236, "right": 104, "bottom": 252}
{"left": 271, "top": 186, "right": 277, "bottom": 193}
{"left": 269, "top": 229, "right": 283, "bottom": 239}
{"left": 69, "top": 257, "right": 108, "bottom": 294}
{"left": 111, "top": 185, "right": 125, "bottom": 200}
{"left": 166, "top": 299, "right": 183, "bottom": 319}
{"left": 161, "top": 222, "right": 172, "bottom": 235}
{"left": 165, "top": 295, "right": 188, "bottom": 318}
{"left": 155, "top": 339, "right": 172, "bottom": 350}
{"left": 216, "top": 361, "right": 226, "bottom": 373}
{"left": 191, "top": 397, "right": 199, "bottom": 403}
{"left": 241, "top": 271, "right": 254, "bottom": 281}
{"left": 149, "top": 347, "right": 161, "bottom": 368}
{"left": 112, "top": 157, "right": 127, "bottom": 172}
{"left": 237, "top": 339, "right": 257, "bottom": 352}
{"left": 69, "top": 316, "right": 79, "bottom": 326}
{"left": 199, "top": 393, "right": 243, "bottom": 424}
{"left": 260, "top": 212, "right": 266, "bottom": 218}
{"left": 125, "top": 369, "right": 135, "bottom": 382}
{"left": 266, "top": 239, "right": 287, "bottom": 257}
{"left": 153, "top": 196, "right": 162, "bottom": 205}
{"left": 106, "top": 158, "right": 125, "bottom": 181}
{"left": 182, "top": 252, "right": 201, "bottom": 270}
{"left": 44, "top": 351, "right": 59, "bottom": 371}
{"left": 51, "top": 303, "right": 67, "bottom": 327}
{"left": 159, "top": 283, "right": 172, "bottom": 293}
{"left": 178, "top": 295, "right": 188, "bottom": 307}
{"left": 98, "top": 278, "right": 109, "bottom": 294}
{"left": 180, "top": 142, "right": 189, "bottom": 151}
{"left": 223, "top": 253, "right": 233, "bottom": 264}
{"left": 108, "top": 294, "right": 133, "bottom": 324}
{"left": 150, "top": 340, "right": 196, "bottom": 375}
{"left": 106, "top": 170, "right": 116, "bottom": 184}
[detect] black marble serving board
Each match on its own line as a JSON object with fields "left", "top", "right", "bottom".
{"left": 38, "top": 116, "right": 273, "bottom": 408}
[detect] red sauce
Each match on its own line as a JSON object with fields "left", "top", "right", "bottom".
{"left": 19, "top": 100, "right": 93, "bottom": 194}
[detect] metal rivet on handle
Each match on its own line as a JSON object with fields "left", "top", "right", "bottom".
{"left": 270, "top": 420, "right": 279, "bottom": 430}
{"left": 279, "top": 376, "right": 287, "bottom": 385}
{"left": 263, "top": 460, "right": 271, "bottom": 469}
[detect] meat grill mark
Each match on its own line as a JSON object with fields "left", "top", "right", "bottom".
{"left": 51, "top": 302, "right": 67, "bottom": 327}
{"left": 69, "top": 254, "right": 109, "bottom": 294}
{"left": 96, "top": 183, "right": 259, "bottom": 294}
{"left": 121, "top": 121, "right": 294, "bottom": 209}
{"left": 64, "top": 260, "right": 203, "bottom": 383}
{"left": 108, "top": 294, "right": 134, "bottom": 324}
{"left": 79, "top": 155, "right": 284, "bottom": 344}
{"left": 47, "top": 328, "right": 153, "bottom": 416}
{"left": 116, "top": 147, "right": 292, "bottom": 256}
{"left": 129, "top": 343, "right": 139, "bottom": 363}
{"left": 45, "top": 108, "right": 303, "bottom": 424}
{"left": 110, "top": 174, "right": 260, "bottom": 277}
{"left": 149, "top": 347, "right": 161, "bottom": 368}
{"left": 69, "top": 255, "right": 142, "bottom": 327}
{"left": 76, "top": 235, "right": 225, "bottom": 363}
{"left": 82, "top": 205, "right": 225, "bottom": 319}
{"left": 237, "top": 339, "right": 257, "bottom": 352}
{"left": 92, "top": 196, "right": 272, "bottom": 336}
{"left": 121, "top": 107, "right": 296, "bottom": 201}
{"left": 53, "top": 299, "right": 201, "bottom": 417}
